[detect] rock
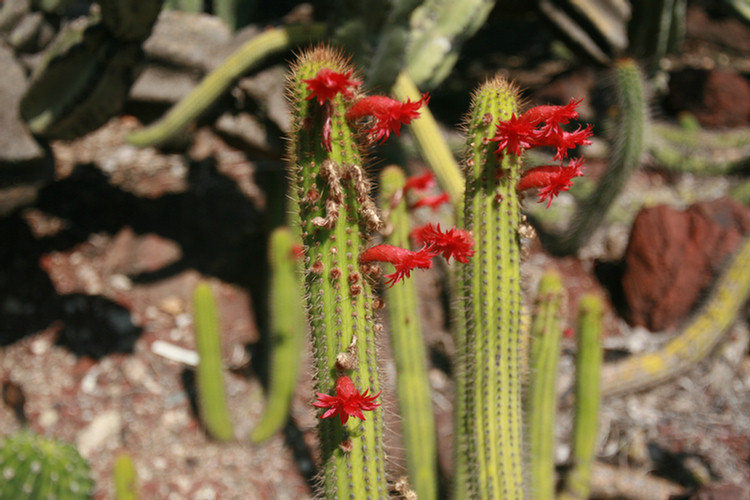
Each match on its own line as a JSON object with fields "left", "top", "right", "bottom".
{"left": 143, "top": 11, "right": 232, "bottom": 73}
{"left": 621, "top": 198, "right": 750, "bottom": 331}
{"left": 77, "top": 409, "right": 122, "bottom": 458}
{"left": 689, "top": 483, "right": 750, "bottom": 500}
{"left": 104, "top": 227, "right": 183, "bottom": 276}
{"left": 0, "top": 43, "right": 51, "bottom": 214}
{"left": 129, "top": 64, "right": 200, "bottom": 104}
{"left": 667, "top": 68, "right": 750, "bottom": 128}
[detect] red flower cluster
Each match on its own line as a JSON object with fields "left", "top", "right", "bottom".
{"left": 516, "top": 158, "right": 585, "bottom": 208}
{"left": 303, "top": 68, "right": 361, "bottom": 105}
{"left": 411, "top": 223, "right": 475, "bottom": 263}
{"left": 411, "top": 192, "right": 450, "bottom": 211}
{"left": 492, "top": 97, "right": 592, "bottom": 207}
{"left": 360, "top": 244, "right": 437, "bottom": 287}
{"left": 403, "top": 171, "right": 436, "bottom": 193}
{"left": 346, "top": 93, "right": 430, "bottom": 143}
{"left": 313, "top": 375, "right": 381, "bottom": 424}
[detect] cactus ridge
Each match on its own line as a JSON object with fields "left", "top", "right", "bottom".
{"left": 287, "top": 46, "right": 388, "bottom": 499}
{"left": 458, "top": 76, "right": 524, "bottom": 500}
{"left": 0, "top": 431, "right": 94, "bottom": 500}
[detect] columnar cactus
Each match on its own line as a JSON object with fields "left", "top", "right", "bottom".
{"left": 193, "top": 281, "right": 234, "bottom": 442}
{"left": 251, "top": 227, "right": 308, "bottom": 443}
{"left": 525, "top": 271, "right": 565, "bottom": 500}
{"left": 286, "top": 46, "right": 388, "bottom": 499}
{"left": 0, "top": 431, "right": 94, "bottom": 500}
{"left": 456, "top": 76, "right": 526, "bottom": 500}
{"left": 455, "top": 75, "right": 591, "bottom": 500}
{"left": 379, "top": 165, "right": 438, "bottom": 500}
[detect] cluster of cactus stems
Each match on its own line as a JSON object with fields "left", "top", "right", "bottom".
{"left": 283, "top": 45, "right": 595, "bottom": 499}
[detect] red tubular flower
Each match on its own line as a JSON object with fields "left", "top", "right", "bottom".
{"left": 411, "top": 192, "right": 450, "bottom": 211}
{"left": 303, "top": 68, "right": 362, "bottom": 105}
{"left": 490, "top": 113, "right": 538, "bottom": 157}
{"left": 516, "top": 157, "right": 585, "bottom": 208}
{"left": 359, "top": 244, "right": 437, "bottom": 286}
{"left": 492, "top": 98, "right": 592, "bottom": 161}
{"left": 313, "top": 375, "right": 381, "bottom": 425}
{"left": 411, "top": 223, "right": 475, "bottom": 264}
{"left": 346, "top": 93, "right": 430, "bottom": 143}
{"left": 403, "top": 171, "right": 436, "bottom": 193}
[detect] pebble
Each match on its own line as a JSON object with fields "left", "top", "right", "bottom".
{"left": 77, "top": 409, "right": 122, "bottom": 458}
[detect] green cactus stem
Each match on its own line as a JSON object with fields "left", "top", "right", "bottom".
{"left": 649, "top": 122, "right": 750, "bottom": 175}
{"left": 456, "top": 75, "right": 525, "bottom": 500}
{"left": 193, "top": 281, "right": 235, "bottom": 442}
{"left": 113, "top": 452, "right": 138, "bottom": 500}
{"left": 0, "top": 430, "right": 94, "bottom": 500}
{"left": 559, "top": 293, "right": 604, "bottom": 500}
{"left": 546, "top": 57, "right": 647, "bottom": 255}
{"left": 601, "top": 236, "right": 750, "bottom": 397}
{"left": 405, "top": 0, "right": 496, "bottom": 90}
{"left": 251, "top": 227, "right": 308, "bottom": 443}
{"left": 287, "top": 46, "right": 388, "bottom": 499}
{"left": 525, "top": 270, "right": 564, "bottom": 500}
{"left": 392, "top": 71, "right": 464, "bottom": 208}
{"left": 379, "top": 165, "right": 438, "bottom": 500}
{"left": 126, "top": 24, "right": 325, "bottom": 147}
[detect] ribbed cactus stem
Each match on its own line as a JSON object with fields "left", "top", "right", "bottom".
{"left": 287, "top": 46, "right": 387, "bottom": 499}
{"left": 525, "top": 270, "right": 564, "bottom": 500}
{"left": 193, "top": 281, "right": 235, "bottom": 442}
{"left": 552, "top": 57, "right": 646, "bottom": 255}
{"left": 113, "top": 452, "right": 138, "bottom": 500}
{"left": 560, "top": 294, "right": 604, "bottom": 500}
{"left": 0, "top": 431, "right": 94, "bottom": 500}
{"left": 457, "top": 76, "right": 524, "bottom": 500}
{"left": 379, "top": 165, "right": 438, "bottom": 500}
{"left": 251, "top": 227, "right": 308, "bottom": 443}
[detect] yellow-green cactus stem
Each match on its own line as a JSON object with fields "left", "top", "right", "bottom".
{"left": 392, "top": 72, "right": 464, "bottom": 207}
{"left": 525, "top": 270, "right": 564, "bottom": 500}
{"left": 559, "top": 294, "right": 604, "bottom": 500}
{"left": 287, "top": 46, "right": 388, "bottom": 499}
{"left": 456, "top": 75, "right": 525, "bottom": 500}
{"left": 601, "top": 237, "right": 750, "bottom": 397}
{"left": 193, "top": 281, "right": 235, "bottom": 442}
{"left": 379, "top": 165, "right": 438, "bottom": 500}
{"left": 113, "top": 452, "right": 138, "bottom": 500}
{"left": 126, "top": 24, "right": 325, "bottom": 147}
{"left": 0, "top": 430, "right": 94, "bottom": 500}
{"left": 251, "top": 227, "right": 308, "bottom": 443}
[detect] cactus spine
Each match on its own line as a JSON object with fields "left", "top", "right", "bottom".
{"left": 559, "top": 294, "right": 604, "bottom": 500}
{"left": 456, "top": 76, "right": 525, "bottom": 500}
{"left": 251, "top": 227, "right": 308, "bottom": 443}
{"left": 0, "top": 431, "right": 94, "bottom": 500}
{"left": 525, "top": 271, "right": 564, "bottom": 500}
{"left": 287, "top": 46, "right": 387, "bottom": 499}
{"left": 380, "top": 165, "right": 438, "bottom": 500}
{"left": 193, "top": 281, "right": 235, "bottom": 442}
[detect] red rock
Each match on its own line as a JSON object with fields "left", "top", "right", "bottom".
{"left": 690, "top": 483, "right": 749, "bottom": 500}
{"left": 621, "top": 198, "right": 750, "bottom": 331}
{"left": 667, "top": 68, "right": 750, "bottom": 128}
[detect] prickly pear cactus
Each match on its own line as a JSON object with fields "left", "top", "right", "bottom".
{"left": 0, "top": 431, "right": 94, "bottom": 500}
